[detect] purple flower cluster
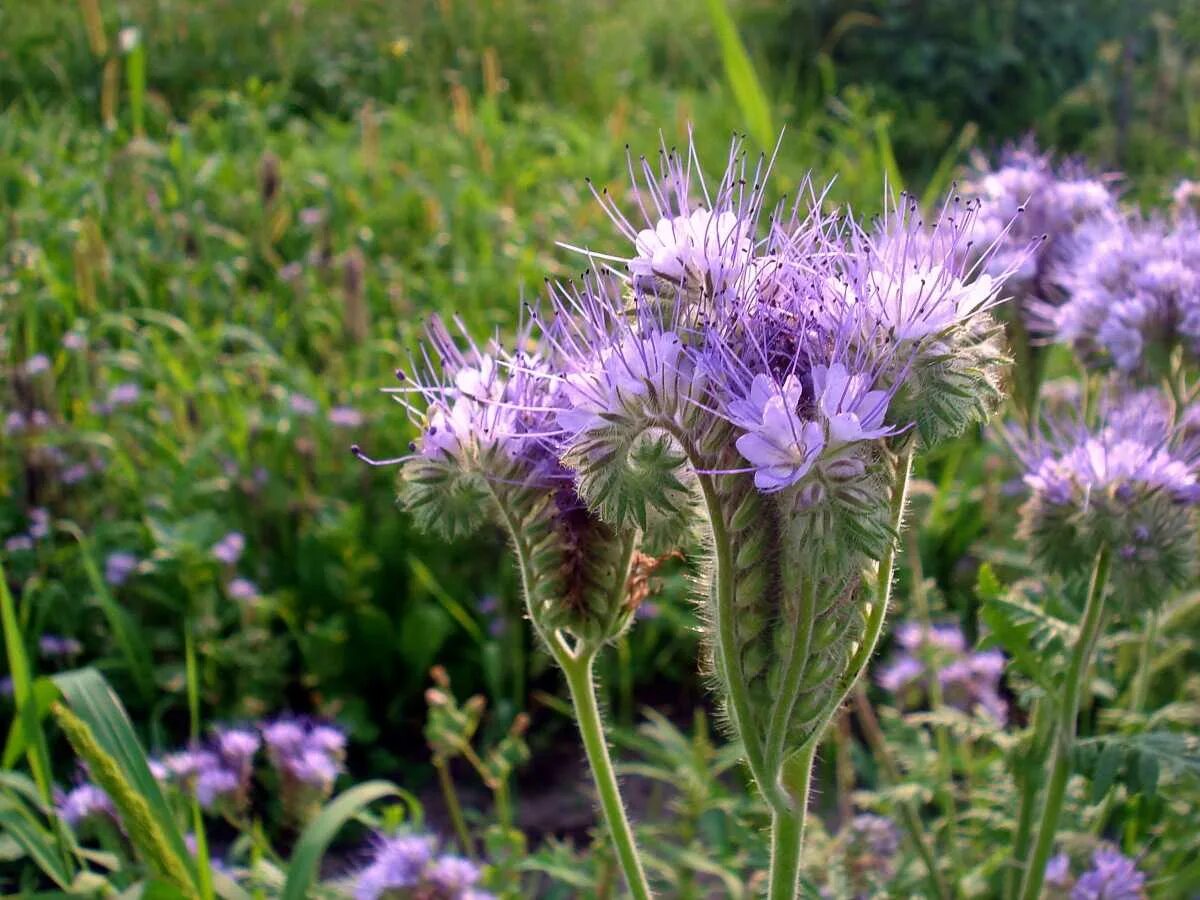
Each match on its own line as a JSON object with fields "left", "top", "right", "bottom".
{"left": 1044, "top": 847, "right": 1147, "bottom": 899}
{"left": 964, "top": 145, "right": 1117, "bottom": 311}
{"left": 104, "top": 551, "right": 140, "bottom": 586}
{"left": 841, "top": 813, "right": 900, "bottom": 872}
{"left": 375, "top": 138, "right": 1014, "bottom": 552}
{"left": 355, "top": 833, "right": 493, "bottom": 900}
{"left": 262, "top": 718, "right": 346, "bottom": 820}
{"left": 4, "top": 507, "right": 53, "bottom": 554}
{"left": 876, "top": 621, "right": 1007, "bottom": 722}
{"left": 212, "top": 531, "right": 246, "bottom": 565}
{"left": 92, "top": 382, "right": 142, "bottom": 415}
{"left": 1046, "top": 212, "right": 1200, "bottom": 374}
{"left": 55, "top": 782, "right": 117, "bottom": 830}
{"left": 3, "top": 408, "right": 52, "bottom": 436}
{"left": 1012, "top": 384, "right": 1200, "bottom": 597}
{"left": 38, "top": 634, "right": 82, "bottom": 660}
{"left": 158, "top": 726, "right": 261, "bottom": 812}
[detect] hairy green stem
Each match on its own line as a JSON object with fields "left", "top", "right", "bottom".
{"left": 559, "top": 649, "right": 654, "bottom": 900}
{"left": 1018, "top": 545, "right": 1111, "bottom": 900}
{"left": 767, "top": 743, "right": 816, "bottom": 900}
{"left": 493, "top": 493, "right": 650, "bottom": 899}
{"left": 798, "top": 446, "right": 915, "bottom": 759}
{"left": 764, "top": 576, "right": 817, "bottom": 777}
{"left": 434, "top": 759, "right": 476, "bottom": 859}
{"left": 761, "top": 447, "right": 915, "bottom": 899}
{"left": 694, "top": 470, "right": 780, "bottom": 807}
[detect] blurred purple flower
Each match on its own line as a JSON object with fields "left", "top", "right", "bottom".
{"left": 289, "top": 393, "right": 318, "bottom": 417}
{"left": 28, "top": 508, "right": 51, "bottom": 540}
{"left": 23, "top": 354, "right": 50, "bottom": 376}
{"left": 876, "top": 620, "right": 1008, "bottom": 722}
{"left": 195, "top": 766, "right": 240, "bottom": 808}
{"left": 355, "top": 834, "right": 437, "bottom": 899}
{"left": 227, "top": 578, "right": 259, "bottom": 602}
{"left": 215, "top": 727, "right": 260, "bottom": 770}
{"left": 426, "top": 855, "right": 484, "bottom": 893}
{"left": 5, "top": 535, "right": 34, "bottom": 553}
{"left": 109, "top": 383, "right": 141, "bottom": 407}
{"left": 105, "top": 552, "right": 139, "bottom": 586}
{"left": 329, "top": 405, "right": 364, "bottom": 428}
{"left": 39, "top": 635, "right": 82, "bottom": 659}
{"left": 63, "top": 463, "right": 91, "bottom": 484}
{"left": 1071, "top": 847, "right": 1146, "bottom": 900}
{"left": 1046, "top": 853, "right": 1074, "bottom": 891}
{"left": 57, "top": 783, "right": 116, "bottom": 828}
{"left": 876, "top": 654, "right": 923, "bottom": 693}
{"left": 212, "top": 532, "right": 246, "bottom": 565}
{"left": 63, "top": 332, "right": 87, "bottom": 352}
{"left": 4, "top": 411, "right": 25, "bottom": 435}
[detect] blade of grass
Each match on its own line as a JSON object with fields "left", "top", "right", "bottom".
{"left": 54, "top": 667, "right": 200, "bottom": 894}
{"left": 2, "top": 677, "right": 58, "bottom": 771}
{"left": 58, "top": 521, "right": 156, "bottom": 703}
{"left": 0, "top": 558, "right": 54, "bottom": 803}
{"left": 190, "top": 797, "right": 215, "bottom": 900}
{"left": 0, "top": 800, "right": 75, "bottom": 890}
{"left": 281, "top": 781, "right": 407, "bottom": 900}
{"left": 704, "top": 0, "right": 774, "bottom": 151}
{"left": 408, "top": 556, "right": 484, "bottom": 642}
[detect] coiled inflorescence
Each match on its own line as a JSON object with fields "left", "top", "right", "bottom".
{"left": 536, "top": 137, "right": 1017, "bottom": 776}
{"left": 370, "top": 134, "right": 1019, "bottom": 802}
{"left": 364, "top": 314, "right": 638, "bottom": 645}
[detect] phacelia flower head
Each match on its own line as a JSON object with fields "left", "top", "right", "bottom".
{"left": 261, "top": 717, "right": 345, "bottom": 823}
{"left": 1047, "top": 213, "right": 1200, "bottom": 375}
{"left": 355, "top": 833, "right": 494, "bottom": 900}
{"left": 963, "top": 144, "right": 1118, "bottom": 311}
{"left": 1071, "top": 847, "right": 1146, "bottom": 900}
{"left": 532, "top": 134, "right": 1018, "bottom": 752}
{"left": 370, "top": 314, "right": 571, "bottom": 541}
{"left": 366, "top": 311, "right": 645, "bottom": 643}
{"left": 1011, "top": 382, "right": 1200, "bottom": 603}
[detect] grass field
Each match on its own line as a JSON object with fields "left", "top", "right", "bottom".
{"left": 3, "top": 1, "right": 1200, "bottom": 897}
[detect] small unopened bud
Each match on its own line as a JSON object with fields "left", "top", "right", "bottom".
{"left": 259, "top": 152, "right": 281, "bottom": 206}
{"left": 342, "top": 248, "right": 369, "bottom": 342}
{"left": 825, "top": 456, "right": 867, "bottom": 482}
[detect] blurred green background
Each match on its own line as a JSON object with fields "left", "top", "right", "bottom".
{"left": 1, "top": 0, "right": 1197, "bottom": 781}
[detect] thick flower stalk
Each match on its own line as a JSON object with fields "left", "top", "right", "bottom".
{"left": 1008, "top": 387, "right": 1200, "bottom": 900}
{"left": 359, "top": 315, "right": 651, "bottom": 899}
{"left": 540, "top": 138, "right": 1015, "bottom": 898}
